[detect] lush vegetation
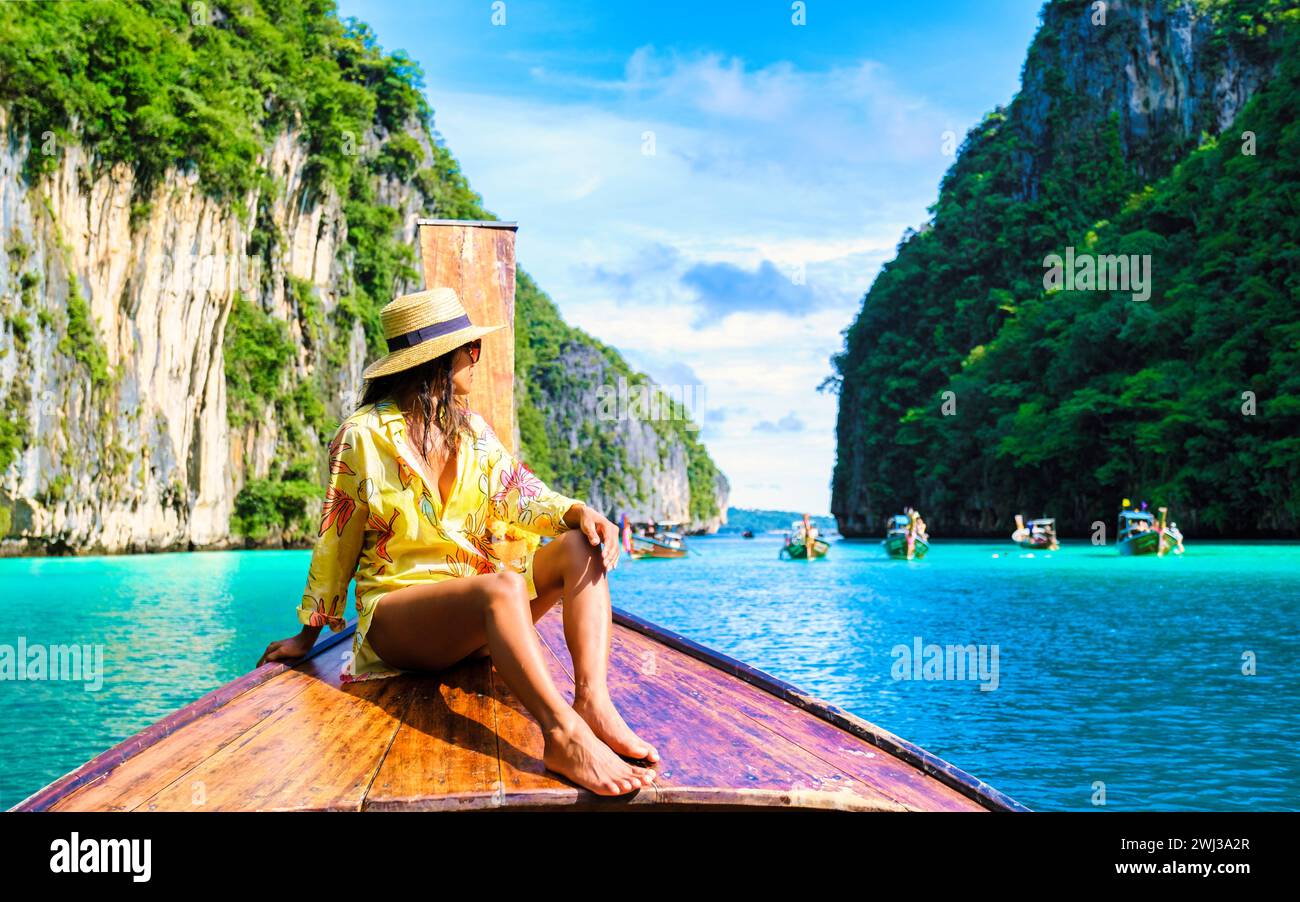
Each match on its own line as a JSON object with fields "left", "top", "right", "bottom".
{"left": 830, "top": 0, "right": 1300, "bottom": 536}
{"left": 231, "top": 476, "right": 320, "bottom": 541}
{"left": 223, "top": 294, "right": 294, "bottom": 428}
{"left": 0, "top": 0, "right": 429, "bottom": 198}
{"left": 0, "top": 238, "right": 37, "bottom": 476}
{"left": 0, "top": 0, "right": 724, "bottom": 539}
{"left": 58, "top": 278, "right": 113, "bottom": 390}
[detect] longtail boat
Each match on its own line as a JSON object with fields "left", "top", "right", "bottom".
{"left": 884, "top": 513, "right": 929, "bottom": 560}
{"left": 628, "top": 521, "right": 689, "bottom": 559}
{"left": 1116, "top": 504, "right": 1184, "bottom": 556}
{"left": 779, "top": 514, "right": 829, "bottom": 559}
{"left": 1011, "top": 515, "right": 1059, "bottom": 551}
{"left": 12, "top": 604, "right": 1027, "bottom": 812}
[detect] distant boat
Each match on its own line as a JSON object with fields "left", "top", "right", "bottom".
{"left": 1012, "top": 515, "right": 1059, "bottom": 551}
{"left": 629, "top": 520, "right": 689, "bottom": 559}
{"left": 883, "top": 511, "right": 929, "bottom": 560}
{"left": 1116, "top": 503, "right": 1184, "bottom": 556}
{"left": 779, "top": 514, "right": 829, "bottom": 559}
{"left": 741, "top": 529, "right": 755, "bottom": 538}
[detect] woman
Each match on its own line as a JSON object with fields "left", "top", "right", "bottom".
{"left": 257, "top": 287, "right": 659, "bottom": 797}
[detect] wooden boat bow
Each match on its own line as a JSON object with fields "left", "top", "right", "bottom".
{"left": 13, "top": 605, "right": 1026, "bottom": 813}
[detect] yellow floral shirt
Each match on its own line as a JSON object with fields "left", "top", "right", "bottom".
{"left": 297, "top": 398, "right": 583, "bottom": 682}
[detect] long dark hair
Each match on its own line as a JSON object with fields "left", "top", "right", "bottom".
{"left": 359, "top": 351, "right": 471, "bottom": 465}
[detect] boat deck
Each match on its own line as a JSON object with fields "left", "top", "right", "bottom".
{"left": 15, "top": 605, "right": 1025, "bottom": 812}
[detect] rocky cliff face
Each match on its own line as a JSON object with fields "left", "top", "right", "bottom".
{"left": 528, "top": 339, "right": 729, "bottom": 533}
{"left": 0, "top": 108, "right": 374, "bottom": 553}
{"left": 0, "top": 105, "right": 726, "bottom": 552}
{"left": 1017, "top": 0, "right": 1272, "bottom": 187}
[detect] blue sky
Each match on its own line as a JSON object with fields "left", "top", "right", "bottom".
{"left": 338, "top": 0, "right": 1046, "bottom": 515}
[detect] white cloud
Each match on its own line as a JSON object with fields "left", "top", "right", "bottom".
{"left": 427, "top": 47, "right": 961, "bottom": 511}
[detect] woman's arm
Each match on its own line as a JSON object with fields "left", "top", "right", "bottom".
{"left": 475, "top": 414, "right": 584, "bottom": 537}
{"left": 297, "top": 423, "right": 374, "bottom": 629}
{"left": 259, "top": 422, "right": 373, "bottom": 666}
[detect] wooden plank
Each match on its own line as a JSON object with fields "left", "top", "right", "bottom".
{"left": 363, "top": 622, "right": 592, "bottom": 810}
{"left": 134, "top": 661, "right": 418, "bottom": 811}
{"left": 611, "top": 606, "right": 1027, "bottom": 811}
{"left": 535, "top": 609, "right": 907, "bottom": 811}
{"left": 50, "top": 665, "right": 323, "bottom": 811}
{"left": 418, "top": 221, "right": 517, "bottom": 452}
{"left": 603, "top": 619, "right": 984, "bottom": 812}
{"left": 362, "top": 662, "right": 502, "bottom": 811}
{"left": 13, "top": 624, "right": 356, "bottom": 812}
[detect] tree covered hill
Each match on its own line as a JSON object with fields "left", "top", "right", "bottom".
{"left": 829, "top": 0, "right": 1298, "bottom": 538}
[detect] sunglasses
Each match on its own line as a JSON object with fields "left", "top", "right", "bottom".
{"left": 461, "top": 338, "right": 482, "bottom": 363}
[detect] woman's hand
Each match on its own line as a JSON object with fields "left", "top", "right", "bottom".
{"left": 570, "top": 503, "right": 621, "bottom": 572}
{"left": 257, "top": 628, "right": 319, "bottom": 668}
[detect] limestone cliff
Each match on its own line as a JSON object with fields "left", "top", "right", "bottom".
{"left": 0, "top": 8, "right": 727, "bottom": 553}
{"left": 522, "top": 335, "right": 729, "bottom": 533}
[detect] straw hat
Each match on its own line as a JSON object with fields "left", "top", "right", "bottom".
{"left": 362, "top": 286, "right": 504, "bottom": 380}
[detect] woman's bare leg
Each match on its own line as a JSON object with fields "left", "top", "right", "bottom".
{"left": 533, "top": 531, "right": 661, "bottom": 765}
{"left": 366, "top": 569, "right": 655, "bottom": 795}
{"left": 463, "top": 574, "right": 563, "bottom": 659}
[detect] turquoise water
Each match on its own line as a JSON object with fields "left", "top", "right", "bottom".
{"left": 2, "top": 537, "right": 1297, "bottom": 810}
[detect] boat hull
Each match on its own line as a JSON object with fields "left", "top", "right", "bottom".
{"left": 884, "top": 535, "right": 928, "bottom": 560}
{"left": 781, "top": 539, "right": 830, "bottom": 559}
{"left": 630, "top": 537, "right": 687, "bottom": 559}
{"left": 1117, "top": 530, "right": 1181, "bottom": 556}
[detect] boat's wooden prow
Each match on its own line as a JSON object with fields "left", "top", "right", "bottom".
{"left": 13, "top": 607, "right": 1026, "bottom": 813}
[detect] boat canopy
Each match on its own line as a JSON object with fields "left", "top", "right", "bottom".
{"left": 1119, "top": 510, "right": 1155, "bottom": 522}
{"left": 889, "top": 514, "right": 911, "bottom": 528}
{"left": 1029, "top": 518, "right": 1055, "bottom": 527}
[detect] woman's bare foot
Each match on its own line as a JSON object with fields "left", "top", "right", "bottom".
{"left": 573, "top": 692, "right": 660, "bottom": 764}
{"left": 542, "top": 716, "right": 657, "bottom": 796}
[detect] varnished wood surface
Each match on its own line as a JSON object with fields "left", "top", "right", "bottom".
{"left": 16, "top": 606, "right": 1025, "bottom": 812}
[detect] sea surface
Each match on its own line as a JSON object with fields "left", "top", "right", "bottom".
{"left": 2, "top": 537, "right": 1297, "bottom": 811}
